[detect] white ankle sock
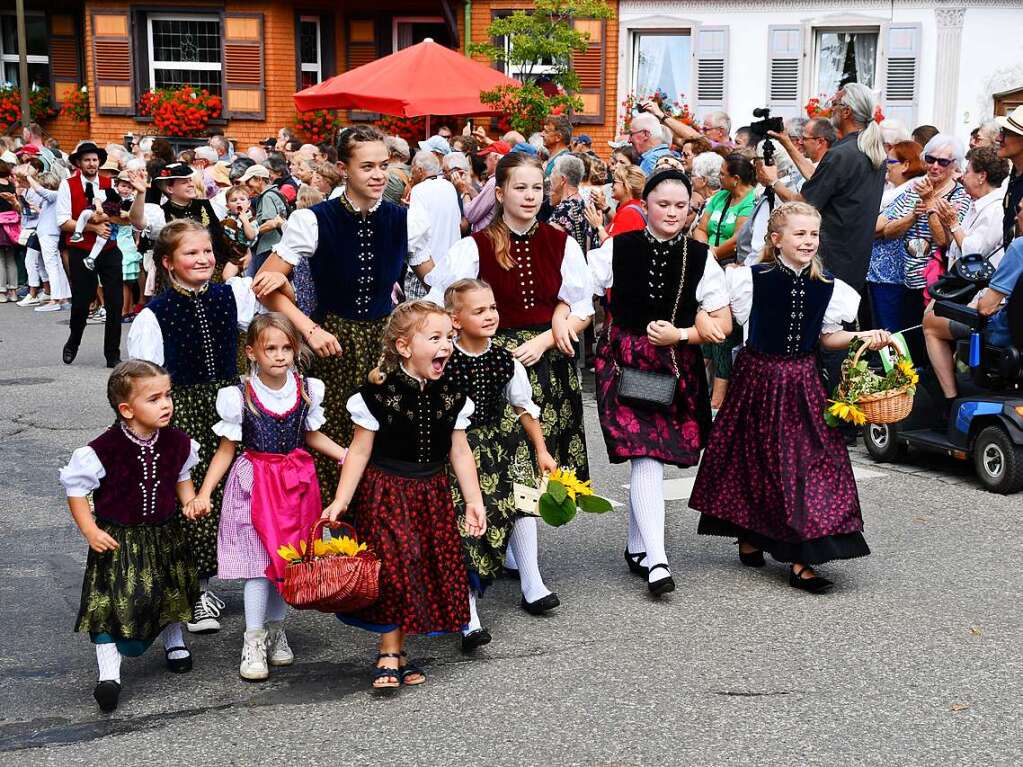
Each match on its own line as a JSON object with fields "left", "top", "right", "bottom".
{"left": 96, "top": 643, "right": 121, "bottom": 683}
{"left": 628, "top": 458, "right": 670, "bottom": 583}
{"left": 509, "top": 516, "right": 552, "bottom": 603}
{"left": 161, "top": 623, "right": 189, "bottom": 661}
{"left": 244, "top": 578, "right": 272, "bottom": 630}
{"left": 463, "top": 588, "right": 482, "bottom": 635}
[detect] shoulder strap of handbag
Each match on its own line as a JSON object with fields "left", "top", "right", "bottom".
{"left": 665, "top": 237, "right": 688, "bottom": 378}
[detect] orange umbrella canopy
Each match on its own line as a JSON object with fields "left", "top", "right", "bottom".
{"left": 293, "top": 38, "right": 520, "bottom": 116}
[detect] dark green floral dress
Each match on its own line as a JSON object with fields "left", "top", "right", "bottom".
{"left": 444, "top": 342, "right": 544, "bottom": 592}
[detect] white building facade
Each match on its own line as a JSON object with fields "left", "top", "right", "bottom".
{"left": 614, "top": 0, "right": 1023, "bottom": 140}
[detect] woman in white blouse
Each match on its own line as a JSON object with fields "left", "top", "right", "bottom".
{"left": 933, "top": 145, "right": 1009, "bottom": 266}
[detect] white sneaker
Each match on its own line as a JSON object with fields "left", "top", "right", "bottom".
{"left": 266, "top": 621, "right": 294, "bottom": 666}
{"left": 186, "top": 591, "right": 223, "bottom": 633}
{"left": 240, "top": 629, "right": 269, "bottom": 681}
{"left": 69, "top": 232, "right": 84, "bottom": 243}
{"left": 35, "top": 302, "right": 62, "bottom": 312}
{"left": 37, "top": 291, "right": 49, "bottom": 302}
{"left": 17, "top": 294, "right": 41, "bottom": 307}
{"left": 0, "top": 294, "right": 8, "bottom": 304}
{"left": 87, "top": 306, "right": 107, "bottom": 324}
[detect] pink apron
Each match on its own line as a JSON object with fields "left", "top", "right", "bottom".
{"left": 246, "top": 447, "right": 323, "bottom": 588}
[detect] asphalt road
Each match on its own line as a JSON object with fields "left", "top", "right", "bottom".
{"left": 1, "top": 307, "right": 1020, "bottom": 766}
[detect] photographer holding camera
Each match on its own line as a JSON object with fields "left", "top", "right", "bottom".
{"left": 754, "top": 83, "right": 886, "bottom": 292}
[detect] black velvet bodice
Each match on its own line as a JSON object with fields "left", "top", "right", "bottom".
{"left": 747, "top": 262, "right": 835, "bottom": 356}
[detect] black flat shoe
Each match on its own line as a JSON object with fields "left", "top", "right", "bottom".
{"left": 62, "top": 344, "right": 78, "bottom": 365}
{"left": 788, "top": 565, "right": 834, "bottom": 594}
{"left": 624, "top": 548, "right": 648, "bottom": 577}
{"left": 647, "top": 564, "right": 676, "bottom": 597}
{"left": 165, "top": 646, "right": 193, "bottom": 673}
{"left": 461, "top": 628, "right": 492, "bottom": 653}
{"left": 93, "top": 680, "right": 121, "bottom": 712}
{"left": 521, "top": 592, "right": 560, "bottom": 615}
{"left": 738, "top": 548, "right": 765, "bottom": 568}
{"left": 106, "top": 356, "right": 122, "bottom": 369}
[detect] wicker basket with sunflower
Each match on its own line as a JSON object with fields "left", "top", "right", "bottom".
{"left": 513, "top": 468, "right": 613, "bottom": 527}
{"left": 826, "top": 339, "right": 918, "bottom": 426}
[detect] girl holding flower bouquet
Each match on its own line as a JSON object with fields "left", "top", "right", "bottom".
{"left": 587, "top": 169, "right": 732, "bottom": 598}
{"left": 323, "top": 301, "right": 487, "bottom": 691}
{"left": 188, "top": 312, "right": 346, "bottom": 681}
{"left": 689, "top": 202, "right": 890, "bottom": 594}
{"left": 442, "top": 279, "right": 558, "bottom": 652}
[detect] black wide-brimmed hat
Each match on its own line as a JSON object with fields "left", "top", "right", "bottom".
{"left": 68, "top": 141, "right": 108, "bottom": 167}
{"left": 152, "top": 161, "right": 195, "bottom": 186}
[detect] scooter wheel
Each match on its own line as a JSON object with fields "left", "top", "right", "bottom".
{"left": 863, "top": 423, "right": 908, "bottom": 462}
{"left": 973, "top": 425, "right": 1023, "bottom": 494}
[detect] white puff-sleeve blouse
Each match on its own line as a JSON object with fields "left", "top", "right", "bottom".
{"left": 211, "top": 375, "right": 326, "bottom": 442}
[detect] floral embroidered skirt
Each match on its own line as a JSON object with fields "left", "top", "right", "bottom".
{"left": 595, "top": 326, "right": 711, "bottom": 468}
{"left": 453, "top": 415, "right": 541, "bottom": 594}
{"left": 171, "top": 379, "right": 235, "bottom": 579}
{"left": 493, "top": 327, "right": 589, "bottom": 480}
{"left": 311, "top": 314, "right": 387, "bottom": 501}
{"left": 689, "top": 348, "right": 870, "bottom": 564}
{"left": 337, "top": 465, "right": 469, "bottom": 635}
{"left": 76, "top": 517, "right": 198, "bottom": 643}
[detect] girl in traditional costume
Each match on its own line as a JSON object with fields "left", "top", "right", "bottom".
{"left": 690, "top": 202, "right": 889, "bottom": 593}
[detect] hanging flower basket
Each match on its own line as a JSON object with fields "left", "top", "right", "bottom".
{"left": 137, "top": 86, "right": 223, "bottom": 137}
{"left": 61, "top": 87, "right": 91, "bottom": 124}
{"left": 0, "top": 85, "right": 58, "bottom": 133}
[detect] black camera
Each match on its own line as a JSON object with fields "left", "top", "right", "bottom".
{"left": 749, "top": 107, "right": 785, "bottom": 166}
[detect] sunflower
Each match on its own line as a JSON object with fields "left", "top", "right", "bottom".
{"left": 828, "top": 400, "right": 867, "bottom": 426}
{"left": 548, "top": 467, "right": 593, "bottom": 500}
{"left": 896, "top": 359, "right": 919, "bottom": 386}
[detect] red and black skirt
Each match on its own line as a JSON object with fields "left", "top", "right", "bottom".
{"left": 336, "top": 463, "right": 469, "bottom": 635}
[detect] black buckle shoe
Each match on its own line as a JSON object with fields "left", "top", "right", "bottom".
{"left": 460, "top": 627, "right": 492, "bottom": 653}
{"left": 624, "top": 548, "right": 649, "bottom": 577}
{"left": 647, "top": 564, "right": 676, "bottom": 597}
{"left": 738, "top": 546, "right": 765, "bottom": 568}
{"left": 93, "top": 680, "right": 121, "bottom": 712}
{"left": 788, "top": 565, "right": 834, "bottom": 594}
{"left": 521, "top": 593, "right": 560, "bottom": 615}
{"left": 165, "top": 646, "right": 193, "bottom": 673}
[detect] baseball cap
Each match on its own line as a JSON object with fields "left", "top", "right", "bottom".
{"left": 418, "top": 135, "right": 452, "bottom": 156}
{"left": 238, "top": 164, "right": 271, "bottom": 183}
{"left": 478, "top": 140, "right": 512, "bottom": 156}
{"left": 574, "top": 134, "right": 593, "bottom": 146}
{"left": 510, "top": 142, "right": 538, "bottom": 156}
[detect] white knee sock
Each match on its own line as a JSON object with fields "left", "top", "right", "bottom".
{"left": 627, "top": 507, "right": 646, "bottom": 560}
{"left": 199, "top": 577, "right": 209, "bottom": 592}
{"left": 161, "top": 622, "right": 189, "bottom": 661}
{"left": 463, "top": 588, "right": 482, "bottom": 635}
{"left": 95, "top": 643, "right": 122, "bottom": 683}
{"left": 265, "top": 584, "right": 288, "bottom": 623}
{"left": 244, "top": 578, "right": 272, "bottom": 630}
{"left": 504, "top": 545, "right": 518, "bottom": 570}
{"left": 628, "top": 458, "right": 669, "bottom": 582}
{"left": 509, "top": 516, "right": 552, "bottom": 603}
{"left": 74, "top": 208, "right": 93, "bottom": 236}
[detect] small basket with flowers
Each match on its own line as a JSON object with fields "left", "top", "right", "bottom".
{"left": 278, "top": 520, "right": 380, "bottom": 612}
{"left": 826, "top": 339, "right": 918, "bottom": 426}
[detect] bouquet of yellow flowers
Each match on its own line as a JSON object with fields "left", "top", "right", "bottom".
{"left": 517, "top": 467, "right": 613, "bottom": 527}
{"left": 826, "top": 338, "right": 917, "bottom": 426}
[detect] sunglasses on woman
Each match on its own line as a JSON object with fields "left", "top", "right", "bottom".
{"left": 924, "top": 155, "right": 955, "bottom": 167}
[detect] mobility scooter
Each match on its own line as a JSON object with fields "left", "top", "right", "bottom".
{"left": 862, "top": 251, "right": 1023, "bottom": 494}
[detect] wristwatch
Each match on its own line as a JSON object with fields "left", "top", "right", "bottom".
{"left": 678, "top": 327, "right": 690, "bottom": 344}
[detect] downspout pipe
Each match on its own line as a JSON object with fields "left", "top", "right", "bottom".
{"left": 464, "top": 0, "right": 472, "bottom": 55}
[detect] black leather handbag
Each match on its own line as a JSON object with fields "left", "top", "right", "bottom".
{"left": 613, "top": 238, "right": 688, "bottom": 408}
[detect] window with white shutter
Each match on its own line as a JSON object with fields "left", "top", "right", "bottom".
{"left": 693, "top": 26, "right": 728, "bottom": 112}
{"left": 766, "top": 25, "right": 803, "bottom": 117}
{"left": 882, "top": 23, "right": 921, "bottom": 127}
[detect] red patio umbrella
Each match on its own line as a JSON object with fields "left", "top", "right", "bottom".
{"left": 293, "top": 38, "right": 520, "bottom": 119}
